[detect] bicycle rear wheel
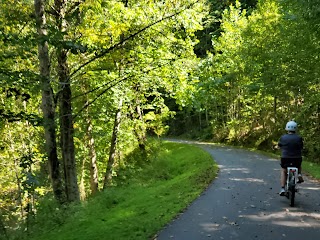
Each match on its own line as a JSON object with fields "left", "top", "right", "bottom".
{"left": 288, "top": 171, "right": 296, "bottom": 207}
{"left": 290, "top": 187, "right": 295, "bottom": 207}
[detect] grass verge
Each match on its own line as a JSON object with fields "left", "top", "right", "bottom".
{"left": 29, "top": 141, "right": 218, "bottom": 240}
{"left": 302, "top": 161, "right": 320, "bottom": 180}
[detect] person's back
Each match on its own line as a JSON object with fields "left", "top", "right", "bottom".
{"left": 278, "top": 133, "right": 303, "bottom": 158}
{"left": 278, "top": 121, "right": 304, "bottom": 196}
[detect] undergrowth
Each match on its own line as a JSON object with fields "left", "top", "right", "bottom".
{"left": 19, "top": 141, "right": 217, "bottom": 240}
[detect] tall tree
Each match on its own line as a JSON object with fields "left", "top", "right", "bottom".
{"left": 86, "top": 108, "right": 99, "bottom": 195}
{"left": 34, "top": 0, "right": 64, "bottom": 202}
{"left": 54, "top": 0, "right": 80, "bottom": 202}
{"left": 189, "top": 0, "right": 320, "bottom": 161}
{"left": 103, "top": 97, "right": 123, "bottom": 188}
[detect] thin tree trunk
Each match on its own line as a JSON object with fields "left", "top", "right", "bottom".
{"left": 34, "top": 0, "right": 64, "bottom": 203}
{"left": 87, "top": 115, "right": 99, "bottom": 194}
{"left": 0, "top": 211, "right": 7, "bottom": 240}
{"left": 7, "top": 129, "right": 23, "bottom": 217}
{"left": 185, "top": 109, "right": 192, "bottom": 132}
{"left": 129, "top": 84, "right": 147, "bottom": 150}
{"left": 103, "top": 98, "right": 123, "bottom": 189}
{"left": 205, "top": 107, "right": 208, "bottom": 126}
{"left": 14, "top": 158, "right": 23, "bottom": 218}
{"left": 274, "top": 96, "right": 277, "bottom": 123}
{"left": 79, "top": 156, "right": 86, "bottom": 200}
{"left": 134, "top": 103, "right": 146, "bottom": 150}
{"left": 318, "top": 104, "right": 320, "bottom": 129}
{"left": 82, "top": 81, "right": 99, "bottom": 195}
{"left": 55, "top": 0, "right": 79, "bottom": 202}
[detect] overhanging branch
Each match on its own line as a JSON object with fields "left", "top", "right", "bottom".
{"left": 72, "top": 58, "right": 176, "bottom": 119}
{"left": 69, "top": 0, "right": 199, "bottom": 79}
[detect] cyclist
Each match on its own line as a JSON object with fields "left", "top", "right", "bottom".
{"left": 278, "top": 120, "right": 304, "bottom": 196}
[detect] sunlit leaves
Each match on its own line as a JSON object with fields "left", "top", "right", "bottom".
{"left": 1, "top": 0, "right": 210, "bottom": 229}
{"left": 194, "top": 0, "right": 320, "bottom": 158}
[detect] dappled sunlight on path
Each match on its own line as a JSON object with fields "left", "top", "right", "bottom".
{"left": 243, "top": 210, "right": 320, "bottom": 227}
{"left": 156, "top": 142, "right": 320, "bottom": 240}
{"left": 229, "top": 177, "right": 264, "bottom": 183}
{"left": 219, "top": 167, "right": 251, "bottom": 173}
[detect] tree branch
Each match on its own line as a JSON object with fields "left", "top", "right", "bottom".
{"left": 69, "top": 1, "right": 199, "bottom": 79}
{"left": 72, "top": 77, "right": 127, "bottom": 120}
{"left": 66, "top": 0, "right": 84, "bottom": 16}
{"left": 72, "top": 58, "right": 176, "bottom": 119}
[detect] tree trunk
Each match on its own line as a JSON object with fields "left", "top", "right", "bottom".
{"left": 134, "top": 103, "right": 146, "bottom": 150}
{"left": 0, "top": 211, "right": 7, "bottom": 239}
{"left": 55, "top": 0, "right": 79, "bottom": 202}
{"left": 87, "top": 115, "right": 99, "bottom": 194}
{"left": 59, "top": 70, "right": 79, "bottom": 202}
{"left": 79, "top": 156, "right": 86, "bottom": 200}
{"left": 129, "top": 84, "right": 147, "bottom": 150}
{"left": 274, "top": 96, "right": 277, "bottom": 123}
{"left": 34, "top": 0, "right": 64, "bottom": 203}
{"left": 103, "top": 98, "right": 123, "bottom": 189}
{"left": 205, "top": 107, "right": 208, "bottom": 126}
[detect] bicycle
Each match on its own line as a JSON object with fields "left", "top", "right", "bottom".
{"left": 284, "top": 166, "right": 299, "bottom": 207}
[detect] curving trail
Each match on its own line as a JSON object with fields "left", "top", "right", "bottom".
{"left": 155, "top": 141, "right": 320, "bottom": 240}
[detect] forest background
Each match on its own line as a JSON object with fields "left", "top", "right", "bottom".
{"left": 0, "top": 0, "right": 319, "bottom": 239}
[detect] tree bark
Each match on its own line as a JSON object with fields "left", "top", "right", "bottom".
{"left": 132, "top": 84, "right": 146, "bottom": 149}
{"left": 79, "top": 157, "right": 86, "bottom": 200}
{"left": 103, "top": 98, "right": 123, "bottom": 189}
{"left": 86, "top": 115, "right": 99, "bottom": 194}
{"left": 55, "top": 0, "right": 80, "bottom": 202}
{"left": 34, "top": 0, "right": 64, "bottom": 203}
{"left": 58, "top": 51, "right": 79, "bottom": 202}
{"left": 134, "top": 103, "right": 146, "bottom": 150}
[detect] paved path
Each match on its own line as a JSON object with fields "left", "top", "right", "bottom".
{"left": 155, "top": 142, "right": 320, "bottom": 240}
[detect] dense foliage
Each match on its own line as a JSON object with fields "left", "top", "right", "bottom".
{"left": 0, "top": 0, "right": 207, "bottom": 236}
{"left": 172, "top": 0, "right": 320, "bottom": 163}
{"left": 1, "top": 0, "right": 320, "bottom": 238}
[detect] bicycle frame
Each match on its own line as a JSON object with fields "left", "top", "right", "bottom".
{"left": 285, "top": 167, "right": 298, "bottom": 207}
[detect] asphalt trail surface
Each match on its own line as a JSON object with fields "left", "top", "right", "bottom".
{"left": 155, "top": 141, "right": 320, "bottom": 240}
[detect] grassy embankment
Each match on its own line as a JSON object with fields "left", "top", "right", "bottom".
{"left": 232, "top": 146, "right": 320, "bottom": 181}
{"left": 252, "top": 148, "right": 320, "bottom": 181}
{"left": 302, "top": 161, "right": 320, "bottom": 180}
{"left": 28, "top": 141, "right": 217, "bottom": 240}
{"left": 228, "top": 144, "right": 320, "bottom": 181}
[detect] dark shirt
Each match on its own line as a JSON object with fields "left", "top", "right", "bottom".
{"left": 278, "top": 133, "right": 303, "bottom": 158}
